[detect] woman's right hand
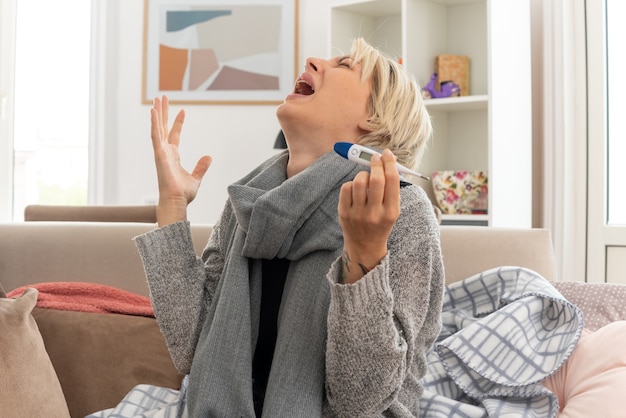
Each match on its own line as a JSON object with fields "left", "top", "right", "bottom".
{"left": 151, "top": 95, "right": 212, "bottom": 226}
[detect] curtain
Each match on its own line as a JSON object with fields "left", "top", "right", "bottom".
{"left": 532, "top": 0, "right": 587, "bottom": 282}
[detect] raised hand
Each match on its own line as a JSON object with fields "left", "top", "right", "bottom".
{"left": 337, "top": 149, "right": 401, "bottom": 284}
{"left": 151, "top": 95, "right": 212, "bottom": 226}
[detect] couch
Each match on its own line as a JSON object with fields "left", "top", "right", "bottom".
{"left": 1, "top": 222, "right": 625, "bottom": 417}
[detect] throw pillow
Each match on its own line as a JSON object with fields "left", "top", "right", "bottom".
{"left": 553, "top": 281, "right": 626, "bottom": 331}
{"left": 0, "top": 288, "right": 71, "bottom": 417}
{"left": 542, "top": 321, "right": 626, "bottom": 417}
{"left": 32, "top": 307, "right": 184, "bottom": 417}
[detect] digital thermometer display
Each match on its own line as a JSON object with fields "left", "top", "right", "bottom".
{"left": 358, "top": 151, "right": 373, "bottom": 162}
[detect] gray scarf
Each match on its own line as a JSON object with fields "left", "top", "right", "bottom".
{"left": 186, "top": 150, "right": 365, "bottom": 417}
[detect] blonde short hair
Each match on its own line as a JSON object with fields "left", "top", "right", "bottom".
{"left": 351, "top": 38, "right": 432, "bottom": 171}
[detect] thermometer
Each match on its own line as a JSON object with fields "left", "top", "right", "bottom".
{"left": 334, "top": 142, "right": 430, "bottom": 181}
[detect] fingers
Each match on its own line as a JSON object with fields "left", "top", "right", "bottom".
{"left": 151, "top": 95, "right": 184, "bottom": 148}
{"left": 191, "top": 155, "right": 213, "bottom": 181}
{"left": 380, "top": 149, "right": 400, "bottom": 212}
{"left": 365, "top": 153, "right": 386, "bottom": 205}
{"left": 151, "top": 96, "right": 166, "bottom": 148}
{"left": 338, "top": 181, "right": 353, "bottom": 214}
{"left": 351, "top": 149, "right": 400, "bottom": 207}
{"left": 351, "top": 171, "right": 370, "bottom": 207}
{"left": 338, "top": 179, "right": 356, "bottom": 222}
{"left": 162, "top": 95, "right": 169, "bottom": 134}
{"left": 170, "top": 108, "right": 185, "bottom": 147}
{"left": 338, "top": 148, "right": 401, "bottom": 222}
{"left": 150, "top": 107, "right": 161, "bottom": 149}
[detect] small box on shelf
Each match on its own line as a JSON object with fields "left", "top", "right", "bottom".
{"left": 436, "top": 55, "right": 470, "bottom": 96}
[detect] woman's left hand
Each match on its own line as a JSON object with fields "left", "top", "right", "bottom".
{"left": 338, "top": 148, "right": 401, "bottom": 284}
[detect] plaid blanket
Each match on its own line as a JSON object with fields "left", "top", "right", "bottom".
{"left": 86, "top": 267, "right": 582, "bottom": 418}
{"left": 85, "top": 378, "right": 188, "bottom": 418}
{"left": 419, "top": 266, "right": 584, "bottom": 417}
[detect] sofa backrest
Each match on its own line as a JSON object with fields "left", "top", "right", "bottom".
{"left": 439, "top": 226, "right": 556, "bottom": 283}
{"left": 0, "top": 222, "right": 556, "bottom": 297}
{"left": 0, "top": 222, "right": 212, "bottom": 297}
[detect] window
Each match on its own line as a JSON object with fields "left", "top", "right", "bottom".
{"left": 6, "top": 0, "right": 91, "bottom": 220}
{"left": 607, "top": 0, "right": 626, "bottom": 224}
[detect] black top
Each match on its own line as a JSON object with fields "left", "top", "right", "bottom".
{"left": 252, "top": 257, "right": 290, "bottom": 417}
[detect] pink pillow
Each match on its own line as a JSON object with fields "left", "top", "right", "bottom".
{"left": 542, "top": 321, "right": 626, "bottom": 417}
{"left": 552, "top": 281, "right": 626, "bottom": 331}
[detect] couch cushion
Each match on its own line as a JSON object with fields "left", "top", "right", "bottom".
{"left": 0, "top": 288, "right": 70, "bottom": 418}
{"left": 32, "top": 307, "right": 184, "bottom": 418}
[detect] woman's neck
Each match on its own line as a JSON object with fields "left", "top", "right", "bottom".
{"left": 286, "top": 150, "right": 322, "bottom": 178}
{"left": 280, "top": 128, "right": 344, "bottom": 178}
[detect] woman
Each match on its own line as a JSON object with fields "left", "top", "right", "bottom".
{"left": 104, "top": 37, "right": 443, "bottom": 417}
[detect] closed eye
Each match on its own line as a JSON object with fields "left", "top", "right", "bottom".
{"left": 337, "top": 56, "right": 354, "bottom": 68}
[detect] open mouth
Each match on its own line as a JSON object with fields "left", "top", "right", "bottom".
{"left": 294, "top": 79, "right": 315, "bottom": 95}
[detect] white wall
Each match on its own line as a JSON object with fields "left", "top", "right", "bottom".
{"left": 102, "top": 0, "right": 331, "bottom": 224}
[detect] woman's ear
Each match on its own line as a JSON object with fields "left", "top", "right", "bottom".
{"left": 357, "top": 118, "right": 373, "bottom": 134}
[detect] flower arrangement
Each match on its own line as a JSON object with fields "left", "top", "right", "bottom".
{"left": 431, "top": 170, "right": 488, "bottom": 214}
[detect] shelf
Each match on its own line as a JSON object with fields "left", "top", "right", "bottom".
{"left": 441, "top": 214, "right": 489, "bottom": 226}
{"left": 332, "top": 0, "right": 401, "bottom": 16}
{"left": 424, "top": 95, "right": 488, "bottom": 112}
{"left": 429, "top": 0, "right": 485, "bottom": 5}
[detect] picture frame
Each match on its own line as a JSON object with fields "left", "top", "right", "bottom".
{"left": 142, "top": 0, "right": 298, "bottom": 105}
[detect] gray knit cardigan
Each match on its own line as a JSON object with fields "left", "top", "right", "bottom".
{"left": 134, "top": 150, "right": 444, "bottom": 417}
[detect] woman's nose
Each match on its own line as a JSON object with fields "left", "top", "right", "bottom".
{"left": 305, "top": 57, "right": 321, "bottom": 72}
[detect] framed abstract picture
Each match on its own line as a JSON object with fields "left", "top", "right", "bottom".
{"left": 142, "top": 0, "right": 298, "bottom": 105}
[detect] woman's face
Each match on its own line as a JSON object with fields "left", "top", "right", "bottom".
{"left": 276, "top": 54, "right": 372, "bottom": 151}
